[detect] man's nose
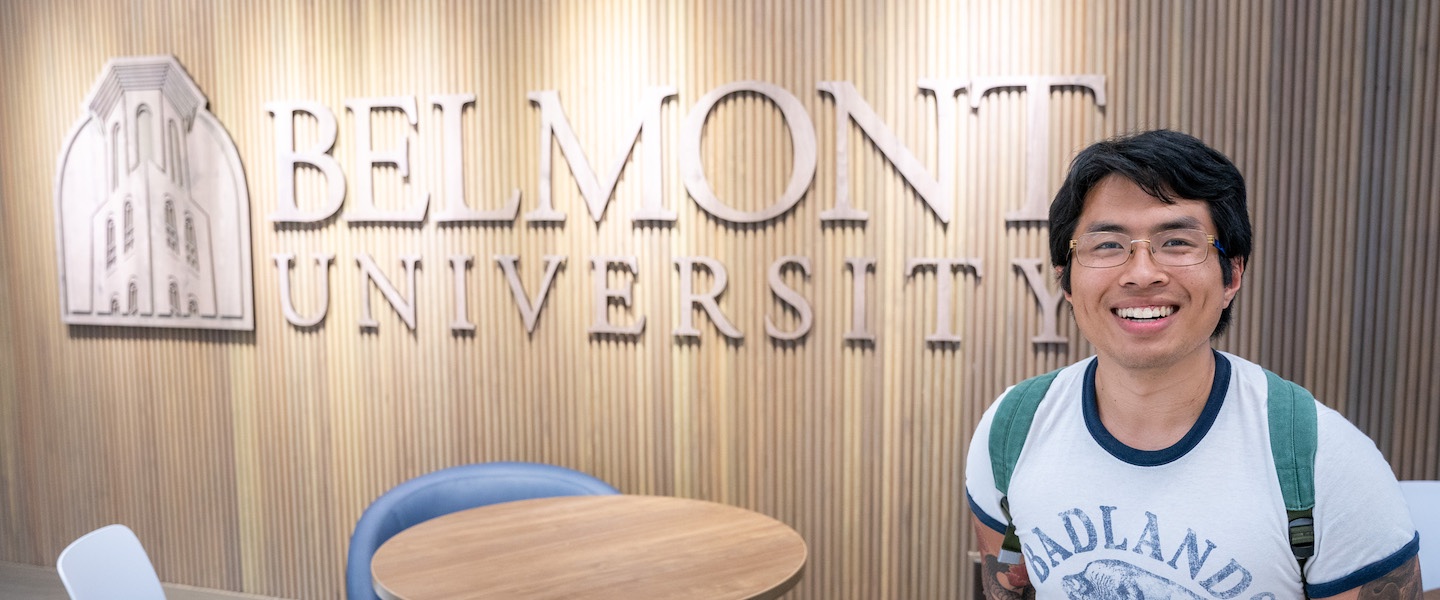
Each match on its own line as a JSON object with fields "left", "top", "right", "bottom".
{"left": 1120, "top": 240, "right": 1167, "bottom": 285}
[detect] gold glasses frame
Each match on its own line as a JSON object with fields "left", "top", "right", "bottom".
{"left": 1067, "top": 229, "right": 1222, "bottom": 268}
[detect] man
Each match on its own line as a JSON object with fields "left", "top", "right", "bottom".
{"left": 965, "top": 130, "right": 1421, "bottom": 599}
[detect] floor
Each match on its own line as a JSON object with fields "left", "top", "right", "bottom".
{"left": 0, "top": 561, "right": 290, "bottom": 599}
{"left": 9, "top": 558, "right": 1438, "bottom": 599}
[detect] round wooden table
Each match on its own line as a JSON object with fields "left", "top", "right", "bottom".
{"left": 371, "top": 495, "right": 808, "bottom": 599}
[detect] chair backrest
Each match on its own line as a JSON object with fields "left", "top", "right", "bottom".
{"left": 1400, "top": 480, "right": 1440, "bottom": 591}
{"left": 346, "top": 461, "right": 620, "bottom": 600}
{"left": 56, "top": 524, "right": 167, "bottom": 600}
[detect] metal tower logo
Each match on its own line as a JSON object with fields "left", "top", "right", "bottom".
{"left": 54, "top": 55, "right": 253, "bottom": 330}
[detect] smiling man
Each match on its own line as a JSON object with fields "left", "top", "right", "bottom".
{"left": 965, "top": 130, "right": 1421, "bottom": 599}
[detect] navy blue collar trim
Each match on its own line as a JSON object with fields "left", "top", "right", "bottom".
{"left": 1082, "top": 350, "right": 1231, "bottom": 467}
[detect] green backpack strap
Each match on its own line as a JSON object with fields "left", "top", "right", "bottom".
{"left": 988, "top": 368, "right": 1062, "bottom": 564}
{"left": 1265, "top": 370, "right": 1319, "bottom": 585}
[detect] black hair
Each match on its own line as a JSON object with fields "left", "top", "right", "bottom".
{"left": 1049, "top": 129, "right": 1253, "bottom": 337}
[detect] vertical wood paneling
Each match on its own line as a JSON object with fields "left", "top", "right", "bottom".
{"left": 0, "top": 0, "right": 22, "bottom": 554}
{"left": 0, "top": 1, "right": 1436, "bottom": 598}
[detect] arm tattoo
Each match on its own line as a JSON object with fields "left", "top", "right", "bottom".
{"left": 1356, "top": 555, "right": 1422, "bottom": 599}
{"left": 980, "top": 554, "right": 1036, "bottom": 600}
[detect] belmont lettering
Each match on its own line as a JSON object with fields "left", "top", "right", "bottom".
{"left": 266, "top": 77, "right": 1105, "bottom": 225}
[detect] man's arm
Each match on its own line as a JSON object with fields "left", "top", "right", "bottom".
{"left": 1314, "top": 555, "right": 1423, "bottom": 600}
{"left": 973, "top": 515, "right": 1035, "bottom": 600}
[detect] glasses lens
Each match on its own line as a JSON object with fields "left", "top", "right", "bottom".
{"left": 1151, "top": 229, "right": 1212, "bottom": 266}
{"left": 1073, "top": 232, "right": 1131, "bottom": 268}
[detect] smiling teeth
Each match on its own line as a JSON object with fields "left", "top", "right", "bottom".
{"left": 1117, "top": 306, "right": 1175, "bottom": 319}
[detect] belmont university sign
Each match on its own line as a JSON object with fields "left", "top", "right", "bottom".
{"left": 57, "top": 55, "right": 1105, "bottom": 345}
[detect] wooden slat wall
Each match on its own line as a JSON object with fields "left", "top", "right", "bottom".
{"left": 0, "top": 1, "right": 1436, "bottom": 598}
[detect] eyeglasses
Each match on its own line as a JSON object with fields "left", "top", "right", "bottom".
{"left": 1068, "top": 228, "right": 1226, "bottom": 268}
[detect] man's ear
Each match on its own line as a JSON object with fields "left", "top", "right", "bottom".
{"left": 1222, "top": 257, "right": 1245, "bottom": 307}
{"left": 1054, "top": 265, "right": 1072, "bottom": 303}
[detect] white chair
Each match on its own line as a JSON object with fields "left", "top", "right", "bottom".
{"left": 1400, "top": 480, "right": 1440, "bottom": 592}
{"left": 56, "top": 524, "right": 166, "bottom": 600}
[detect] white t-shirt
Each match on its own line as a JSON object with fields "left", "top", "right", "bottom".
{"left": 965, "top": 351, "right": 1418, "bottom": 599}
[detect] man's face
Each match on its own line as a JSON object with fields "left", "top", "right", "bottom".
{"left": 1061, "top": 174, "right": 1243, "bottom": 372}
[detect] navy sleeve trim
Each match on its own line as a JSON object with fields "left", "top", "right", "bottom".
{"left": 1306, "top": 532, "right": 1420, "bottom": 598}
{"left": 966, "top": 489, "right": 1007, "bottom": 534}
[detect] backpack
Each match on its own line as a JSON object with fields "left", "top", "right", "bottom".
{"left": 987, "top": 367, "right": 1318, "bottom": 592}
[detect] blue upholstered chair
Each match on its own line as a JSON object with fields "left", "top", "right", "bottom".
{"left": 345, "top": 461, "right": 621, "bottom": 600}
